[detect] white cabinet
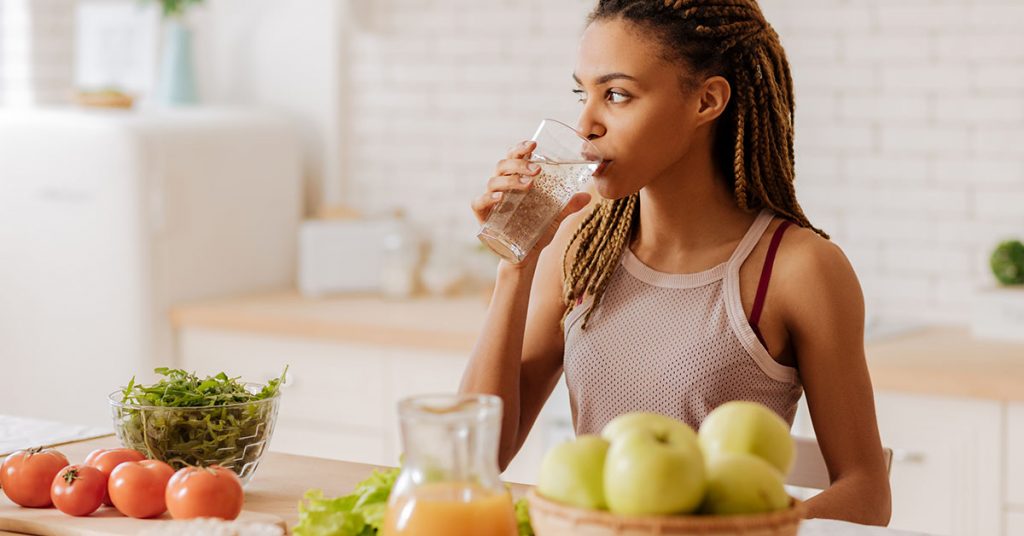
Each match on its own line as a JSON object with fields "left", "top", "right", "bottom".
{"left": 1007, "top": 404, "right": 1024, "bottom": 507}
{"left": 176, "top": 327, "right": 561, "bottom": 484}
{"left": 792, "top": 391, "right": 1007, "bottom": 535}
{"left": 874, "top": 392, "right": 1002, "bottom": 536}
{"left": 1007, "top": 512, "right": 1024, "bottom": 536}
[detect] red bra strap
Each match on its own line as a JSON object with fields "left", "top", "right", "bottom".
{"left": 749, "top": 220, "right": 793, "bottom": 341}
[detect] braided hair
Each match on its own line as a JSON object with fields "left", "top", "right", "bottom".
{"left": 564, "top": 0, "right": 824, "bottom": 329}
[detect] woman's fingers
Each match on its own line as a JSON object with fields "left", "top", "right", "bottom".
{"left": 472, "top": 174, "right": 536, "bottom": 224}
{"left": 505, "top": 139, "right": 536, "bottom": 160}
{"left": 470, "top": 191, "right": 503, "bottom": 222}
{"left": 486, "top": 173, "right": 536, "bottom": 193}
{"left": 470, "top": 141, "right": 540, "bottom": 226}
{"left": 495, "top": 158, "right": 541, "bottom": 177}
{"left": 560, "top": 192, "right": 593, "bottom": 220}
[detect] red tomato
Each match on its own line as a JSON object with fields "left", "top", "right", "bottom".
{"left": 165, "top": 465, "right": 244, "bottom": 520}
{"left": 50, "top": 465, "right": 105, "bottom": 517}
{"left": 107, "top": 460, "right": 174, "bottom": 519}
{"left": 83, "top": 448, "right": 146, "bottom": 506}
{"left": 0, "top": 447, "right": 69, "bottom": 507}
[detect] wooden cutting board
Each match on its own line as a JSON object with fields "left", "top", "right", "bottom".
{"left": 0, "top": 500, "right": 286, "bottom": 536}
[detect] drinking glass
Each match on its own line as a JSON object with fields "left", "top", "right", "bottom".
{"left": 477, "top": 119, "right": 603, "bottom": 263}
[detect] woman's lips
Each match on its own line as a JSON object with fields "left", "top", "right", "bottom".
{"left": 594, "top": 160, "right": 612, "bottom": 177}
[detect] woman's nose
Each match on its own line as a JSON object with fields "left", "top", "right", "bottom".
{"left": 577, "top": 110, "right": 606, "bottom": 141}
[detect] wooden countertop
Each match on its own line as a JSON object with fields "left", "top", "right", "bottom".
{"left": 0, "top": 435, "right": 921, "bottom": 536}
{"left": 866, "top": 326, "right": 1024, "bottom": 402}
{"left": 171, "top": 292, "right": 1024, "bottom": 402}
{"left": 170, "top": 291, "right": 488, "bottom": 353}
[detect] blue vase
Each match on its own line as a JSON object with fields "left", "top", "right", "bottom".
{"left": 158, "top": 18, "right": 198, "bottom": 105}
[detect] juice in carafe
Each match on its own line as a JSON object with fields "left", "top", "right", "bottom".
{"left": 381, "top": 482, "right": 516, "bottom": 536}
{"left": 383, "top": 394, "right": 516, "bottom": 536}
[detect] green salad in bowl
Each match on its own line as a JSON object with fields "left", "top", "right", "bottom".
{"left": 110, "top": 367, "right": 286, "bottom": 486}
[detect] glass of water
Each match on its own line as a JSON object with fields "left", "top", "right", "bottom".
{"left": 477, "top": 119, "right": 603, "bottom": 264}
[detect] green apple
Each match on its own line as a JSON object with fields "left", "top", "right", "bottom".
{"left": 537, "top": 435, "right": 609, "bottom": 510}
{"left": 698, "top": 401, "right": 795, "bottom": 475}
{"left": 700, "top": 452, "right": 790, "bottom": 515}
{"left": 601, "top": 411, "right": 698, "bottom": 445}
{"left": 603, "top": 427, "right": 706, "bottom": 515}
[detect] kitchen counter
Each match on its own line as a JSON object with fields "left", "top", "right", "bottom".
{"left": 170, "top": 291, "right": 487, "bottom": 353}
{"left": 0, "top": 434, "right": 460, "bottom": 529}
{"left": 0, "top": 434, "right": 927, "bottom": 536}
{"left": 172, "top": 292, "right": 1024, "bottom": 402}
{"left": 866, "top": 326, "right": 1024, "bottom": 401}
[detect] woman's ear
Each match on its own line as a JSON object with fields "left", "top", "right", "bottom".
{"left": 695, "top": 75, "right": 731, "bottom": 127}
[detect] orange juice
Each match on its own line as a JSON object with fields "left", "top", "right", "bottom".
{"left": 381, "top": 482, "right": 517, "bottom": 536}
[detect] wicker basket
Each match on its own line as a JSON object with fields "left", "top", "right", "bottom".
{"left": 526, "top": 489, "right": 804, "bottom": 536}
{"left": 73, "top": 91, "right": 134, "bottom": 109}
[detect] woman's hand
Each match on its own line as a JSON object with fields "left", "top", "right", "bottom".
{"left": 471, "top": 140, "right": 542, "bottom": 225}
{"left": 471, "top": 140, "right": 592, "bottom": 268}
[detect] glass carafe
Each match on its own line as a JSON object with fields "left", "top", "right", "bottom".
{"left": 382, "top": 394, "right": 517, "bottom": 536}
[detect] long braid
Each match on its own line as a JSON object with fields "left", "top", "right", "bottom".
{"left": 565, "top": 0, "right": 825, "bottom": 330}
{"left": 562, "top": 195, "right": 639, "bottom": 329}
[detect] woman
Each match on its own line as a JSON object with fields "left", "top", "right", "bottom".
{"left": 461, "top": 0, "right": 891, "bottom": 525}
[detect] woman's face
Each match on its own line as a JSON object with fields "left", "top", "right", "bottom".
{"left": 574, "top": 18, "right": 712, "bottom": 200}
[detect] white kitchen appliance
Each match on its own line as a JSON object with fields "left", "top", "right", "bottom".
{"left": 298, "top": 217, "right": 407, "bottom": 296}
{"left": 0, "top": 108, "right": 302, "bottom": 428}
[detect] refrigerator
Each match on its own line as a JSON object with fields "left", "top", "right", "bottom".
{"left": 0, "top": 108, "right": 303, "bottom": 427}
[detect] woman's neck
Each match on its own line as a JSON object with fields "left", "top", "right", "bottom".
{"left": 631, "top": 152, "right": 757, "bottom": 274}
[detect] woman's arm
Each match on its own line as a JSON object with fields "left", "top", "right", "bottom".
{"left": 778, "top": 234, "right": 892, "bottom": 526}
{"left": 460, "top": 188, "right": 593, "bottom": 469}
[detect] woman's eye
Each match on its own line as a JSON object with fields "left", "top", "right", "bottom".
{"left": 573, "top": 88, "right": 629, "bottom": 104}
{"left": 607, "top": 90, "right": 629, "bottom": 104}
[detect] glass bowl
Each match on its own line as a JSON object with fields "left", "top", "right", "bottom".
{"left": 109, "top": 383, "right": 280, "bottom": 486}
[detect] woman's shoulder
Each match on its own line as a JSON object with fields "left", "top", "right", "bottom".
{"left": 772, "top": 221, "right": 862, "bottom": 305}
{"left": 776, "top": 222, "right": 852, "bottom": 270}
{"left": 770, "top": 220, "right": 867, "bottom": 355}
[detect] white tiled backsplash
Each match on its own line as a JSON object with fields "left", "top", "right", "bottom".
{"left": 344, "top": 0, "right": 1024, "bottom": 324}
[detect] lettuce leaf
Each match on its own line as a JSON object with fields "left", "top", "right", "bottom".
{"left": 515, "top": 498, "right": 534, "bottom": 536}
{"left": 293, "top": 468, "right": 400, "bottom": 536}
{"left": 294, "top": 467, "right": 537, "bottom": 536}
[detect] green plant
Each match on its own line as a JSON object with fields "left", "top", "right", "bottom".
{"left": 990, "top": 240, "right": 1024, "bottom": 285}
{"left": 141, "top": 0, "right": 204, "bottom": 18}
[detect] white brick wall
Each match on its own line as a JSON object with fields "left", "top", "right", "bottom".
{"left": 343, "top": 0, "right": 594, "bottom": 239}
{"left": 766, "top": 0, "right": 1024, "bottom": 324}
{"left": 343, "top": 0, "right": 1024, "bottom": 325}
{"left": 0, "top": 0, "right": 76, "bottom": 106}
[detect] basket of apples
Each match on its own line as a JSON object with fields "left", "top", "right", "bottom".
{"left": 527, "top": 402, "right": 804, "bottom": 536}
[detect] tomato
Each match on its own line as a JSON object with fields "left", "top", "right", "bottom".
{"left": 107, "top": 460, "right": 174, "bottom": 519}
{"left": 0, "top": 447, "right": 69, "bottom": 507}
{"left": 83, "top": 448, "right": 146, "bottom": 506}
{"left": 50, "top": 465, "right": 105, "bottom": 516}
{"left": 165, "top": 465, "right": 244, "bottom": 520}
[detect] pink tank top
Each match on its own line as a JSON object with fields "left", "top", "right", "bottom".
{"left": 563, "top": 209, "right": 803, "bottom": 435}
